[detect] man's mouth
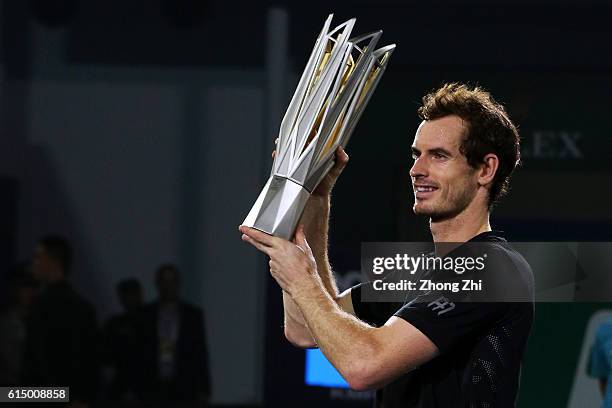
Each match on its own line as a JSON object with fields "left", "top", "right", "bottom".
{"left": 413, "top": 184, "right": 438, "bottom": 199}
{"left": 415, "top": 186, "right": 437, "bottom": 192}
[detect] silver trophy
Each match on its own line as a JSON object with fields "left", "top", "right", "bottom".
{"left": 243, "top": 14, "right": 396, "bottom": 239}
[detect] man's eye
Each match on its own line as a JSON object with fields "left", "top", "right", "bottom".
{"left": 433, "top": 153, "right": 445, "bottom": 159}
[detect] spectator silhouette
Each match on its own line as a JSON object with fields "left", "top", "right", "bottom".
{"left": 22, "top": 235, "right": 99, "bottom": 406}
{"left": 103, "top": 278, "right": 145, "bottom": 406}
{"left": 141, "top": 263, "right": 211, "bottom": 407}
{"left": 0, "top": 263, "right": 37, "bottom": 385}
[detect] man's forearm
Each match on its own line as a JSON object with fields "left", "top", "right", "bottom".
{"left": 282, "top": 196, "right": 338, "bottom": 346}
{"left": 291, "top": 280, "right": 379, "bottom": 389}
{"left": 299, "top": 196, "right": 338, "bottom": 297}
{"left": 283, "top": 289, "right": 316, "bottom": 347}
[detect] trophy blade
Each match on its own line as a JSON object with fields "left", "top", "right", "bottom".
{"left": 289, "top": 19, "right": 355, "bottom": 171}
{"left": 287, "top": 134, "right": 320, "bottom": 186}
{"left": 290, "top": 42, "right": 352, "bottom": 178}
{"left": 308, "top": 31, "right": 381, "bottom": 170}
{"left": 274, "top": 14, "right": 333, "bottom": 174}
{"left": 306, "top": 44, "right": 395, "bottom": 182}
{"left": 340, "top": 44, "right": 396, "bottom": 145}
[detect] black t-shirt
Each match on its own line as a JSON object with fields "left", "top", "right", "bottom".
{"left": 351, "top": 231, "right": 534, "bottom": 408}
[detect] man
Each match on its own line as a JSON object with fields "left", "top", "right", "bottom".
{"left": 588, "top": 320, "right": 612, "bottom": 407}
{"left": 23, "top": 235, "right": 99, "bottom": 407}
{"left": 140, "top": 263, "right": 211, "bottom": 407}
{"left": 240, "top": 83, "right": 534, "bottom": 407}
{"left": 0, "top": 263, "right": 37, "bottom": 385}
{"left": 103, "top": 278, "right": 145, "bottom": 404}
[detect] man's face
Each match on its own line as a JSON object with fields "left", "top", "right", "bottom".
{"left": 410, "top": 115, "right": 480, "bottom": 220}
{"left": 119, "top": 290, "right": 143, "bottom": 312}
{"left": 31, "top": 245, "right": 53, "bottom": 283}
{"left": 156, "top": 268, "right": 179, "bottom": 302}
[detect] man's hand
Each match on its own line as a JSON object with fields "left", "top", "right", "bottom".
{"left": 239, "top": 224, "right": 322, "bottom": 296}
{"left": 312, "top": 146, "right": 349, "bottom": 198}
{"left": 271, "top": 139, "right": 349, "bottom": 199}
{"left": 265, "top": 138, "right": 348, "bottom": 348}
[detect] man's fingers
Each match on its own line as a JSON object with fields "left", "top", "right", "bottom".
{"left": 241, "top": 234, "right": 271, "bottom": 255}
{"left": 323, "top": 147, "right": 349, "bottom": 184}
{"left": 336, "top": 146, "right": 349, "bottom": 163}
{"left": 330, "top": 147, "right": 349, "bottom": 175}
{"left": 272, "top": 138, "right": 280, "bottom": 158}
{"left": 239, "top": 225, "right": 277, "bottom": 247}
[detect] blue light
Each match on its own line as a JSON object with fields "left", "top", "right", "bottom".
{"left": 304, "top": 348, "right": 349, "bottom": 388}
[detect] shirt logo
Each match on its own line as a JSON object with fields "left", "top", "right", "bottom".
{"left": 427, "top": 296, "right": 456, "bottom": 316}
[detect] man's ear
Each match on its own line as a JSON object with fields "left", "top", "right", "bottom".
{"left": 478, "top": 153, "right": 499, "bottom": 188}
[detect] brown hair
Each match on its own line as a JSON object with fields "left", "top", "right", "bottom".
{"left": 417, "top": 83, "right": 520, "bottom": 208}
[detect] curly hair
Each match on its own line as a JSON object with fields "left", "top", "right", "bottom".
{"left": 418, "top": 83, "right": 520, "bottom": 209}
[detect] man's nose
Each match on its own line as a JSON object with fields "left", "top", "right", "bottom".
{"left": 409, "top": 156, "right": 427, "bottom": 178}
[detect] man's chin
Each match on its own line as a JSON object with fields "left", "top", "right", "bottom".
{"left": 413, "top": 204, "right": 450, "bottom": 221}
{"left": 413, "top": 203, "right": 434, "bottom": 216}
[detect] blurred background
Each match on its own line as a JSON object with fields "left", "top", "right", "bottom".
{"left": 0, "top": 0, "right": 611, "bottom": 407}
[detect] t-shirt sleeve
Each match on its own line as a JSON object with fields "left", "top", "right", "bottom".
{"left": 394, "top": 297, "right": 507, "bottom": 354}
{"left": 351, "top": 281, "right": 397, "bottom": 328}
{"left": 394, "top": 244, "right": 534, "bottom": 354}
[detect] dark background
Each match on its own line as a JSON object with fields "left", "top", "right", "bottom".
{"left": 1, "top": 0, "right": 612, "bottom": 406}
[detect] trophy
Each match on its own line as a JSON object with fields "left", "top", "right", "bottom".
{"left": 243, "top": 14, "right": 396, "bottom": 239}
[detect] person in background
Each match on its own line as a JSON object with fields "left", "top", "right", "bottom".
{"left": 589, "top": 320, "right": 612, "bottom": 407}
{"left": 141, "top": 263, "right": 211, "bottom": 407}
{"left": 103, "top": 278, "right": 145, "bottom": 406}
{"left": 22, "top": 235, "right": 99, "bottom": 408}
{"left": 0, "top": 263, "right": 37, "bottom": 385}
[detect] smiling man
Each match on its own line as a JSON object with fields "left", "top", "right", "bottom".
{"left": 240, "top": 83, "right": 534, "bottom": 407}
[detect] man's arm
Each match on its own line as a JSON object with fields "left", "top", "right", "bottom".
{"left": 282, "top": 148, "right": 353, "bottom": 348}
{"left": 283, "top": 196, "right": 356, "bottom": 347}
{"left": 240, "top": 226, "right": 438, "bottom": 390}
{"left": 292, "top": 281, "right": 437, "bottom": 391}
{"left": 283, "top": 286, "right": 354, "bottom": 348}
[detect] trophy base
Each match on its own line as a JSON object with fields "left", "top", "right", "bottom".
{"left": 242, "top": 175, "right": 311, "bottom": 240}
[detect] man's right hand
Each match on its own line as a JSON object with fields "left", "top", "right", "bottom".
{"left": 311, "top": 147, "right": 349, "bottom": 199}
